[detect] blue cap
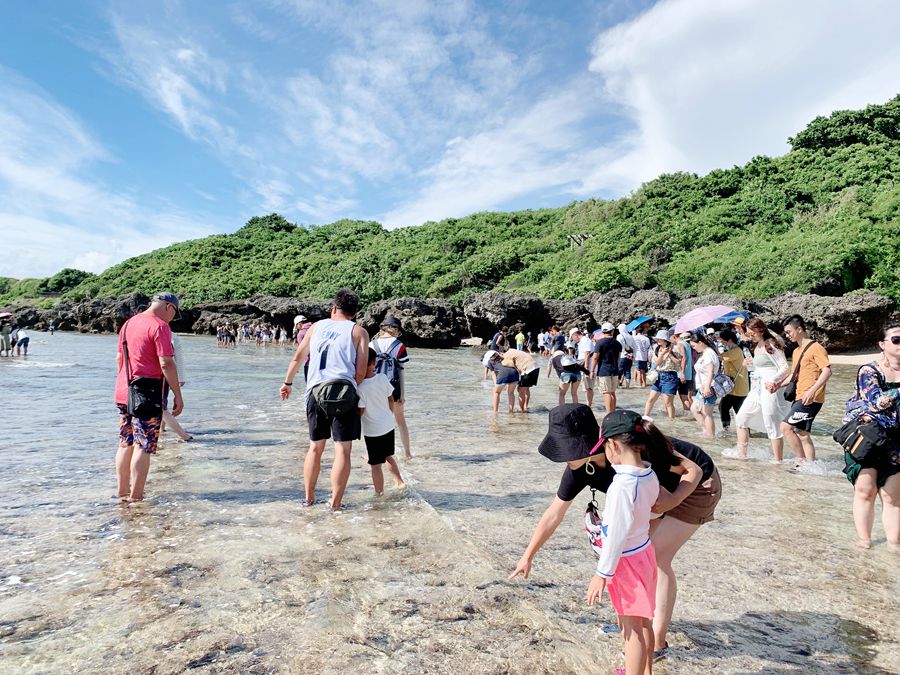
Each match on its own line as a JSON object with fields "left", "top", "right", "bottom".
{"left": 152, "top": 292, "right": 180, "bottom": 317}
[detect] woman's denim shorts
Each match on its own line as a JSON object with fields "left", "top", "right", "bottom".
{"left": 651, "top": 370, "right": 679, "bottom": 395}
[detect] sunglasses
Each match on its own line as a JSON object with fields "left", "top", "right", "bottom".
{"left": 888, "top": 336, "right": 900, "bottom": 345}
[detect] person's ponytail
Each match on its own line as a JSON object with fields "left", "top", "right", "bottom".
{"left": 609, "top": 418, "right": 679, "bottom": 474}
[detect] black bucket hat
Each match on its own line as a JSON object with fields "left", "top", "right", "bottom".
{"left": 538, "top": 403, "right": 600, "bottom": 462}
{"left": 381, "top": 315, "right": 402, "bottom": 330}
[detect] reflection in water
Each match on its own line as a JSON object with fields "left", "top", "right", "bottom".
{"left": 1, "top": 333, "right": 897, "bottom": 673}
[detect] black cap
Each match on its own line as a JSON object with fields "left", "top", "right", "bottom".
{"left": 598, "top": 409, "right": 646, "bottom": 448}
{"left": 538, "top": 404, "right": 600, "bottom": 462}
{"left": 381, "top": 315, "right": 402, "bottom": 330}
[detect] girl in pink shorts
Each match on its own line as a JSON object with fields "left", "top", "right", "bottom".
{"left": 586, "top": 409, "right": 660, "bottom": 675}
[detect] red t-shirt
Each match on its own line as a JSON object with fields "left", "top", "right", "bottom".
{"left": 114, "top": 313, "right": 174, "bottom": 404}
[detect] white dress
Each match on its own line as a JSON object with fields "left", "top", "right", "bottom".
{"left": 734, "top": 344, "right": 790, "bottom": 439}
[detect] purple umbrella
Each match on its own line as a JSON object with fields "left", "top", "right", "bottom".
{"left": 672, "top": 305, "right": 737, "bottom": 335}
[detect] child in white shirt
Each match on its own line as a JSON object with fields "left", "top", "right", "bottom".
{"left": 358, "top": 349, "right": 405, "bottom": 495}
{"left": 586, "top": 409, "right": 660, "bottom": 675}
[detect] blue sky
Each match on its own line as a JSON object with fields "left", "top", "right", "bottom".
{"left": 3, "top": 0, "right": 899, "bottom": 278}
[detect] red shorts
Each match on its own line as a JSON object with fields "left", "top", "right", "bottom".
{"left": 607, "top": 544, "right": 657, "bottom": 619}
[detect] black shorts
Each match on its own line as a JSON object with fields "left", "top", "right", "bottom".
{"left": 306, "top": 395, "right": 361, "bottom": 442}
{"left": 519, "top": 369, "right": 540, "bottom": 388}
{"left": 677, "top": 380, "right": 693, "bottom": 396}
{"left": 783, "top": 401, "right": 823, "bottom": 432}
{"left": 364, "top": 430, "right": 395, "bottom": 465}
{"left": 636, "top": 360, "right": 648, "bottom": 372}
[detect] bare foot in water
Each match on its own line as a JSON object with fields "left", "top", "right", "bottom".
{"left": 855, "top": 539, "right": 872, "bottom": 550}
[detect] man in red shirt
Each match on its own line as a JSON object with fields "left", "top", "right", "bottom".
{"left": 114, "top": 293, "right": 185, "bottom": 502}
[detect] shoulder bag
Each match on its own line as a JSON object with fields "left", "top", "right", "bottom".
{"left": 832, "top": 365, "right": 890, "bottom": 461}
{"left": 783, "top": 341, "right": 815, "bottom": 402}
{"left": 122, "top": 321, "right": 164, "bottom": 419}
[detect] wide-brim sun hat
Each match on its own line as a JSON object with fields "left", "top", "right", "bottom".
{"left": 538, "top": 403, "right": 600, "bottom": 462}
{"left": 653, "top": 329, "right": 671, "bottom": 342}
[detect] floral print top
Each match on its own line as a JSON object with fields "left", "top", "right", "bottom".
{"left": 844, "top": 362, "right": 900, "bottom": 429}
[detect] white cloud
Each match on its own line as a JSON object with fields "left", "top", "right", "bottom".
{"left": 382, "top": 79, "right": 612, "bottom": 227}
{"left": 580, "top": 0, "right": 900, "bottom": 192}
{"left": 0, "top": 66, "right": 218, "bottom": 278}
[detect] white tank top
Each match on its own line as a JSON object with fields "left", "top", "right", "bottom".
{"left": 305, "top": 319, "right": 358, "bottom": 396}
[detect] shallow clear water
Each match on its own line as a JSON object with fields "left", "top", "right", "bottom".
{"left": 1, "top": 333, "right": 897, "bottom": 673}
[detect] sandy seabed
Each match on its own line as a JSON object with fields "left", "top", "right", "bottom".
{"left": 1, "top": 334, "right": 898, "bottom": 674}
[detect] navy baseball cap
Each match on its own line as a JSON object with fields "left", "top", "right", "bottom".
{"left": 152, "top": 292, "right": 181, "bottom": 318}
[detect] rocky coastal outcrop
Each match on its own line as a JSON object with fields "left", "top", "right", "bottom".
{"left": 360, "top": 298, "right": 465, "bottom": 348}
{"left": 4, "top": 288, "right": 897, "bottom": 353}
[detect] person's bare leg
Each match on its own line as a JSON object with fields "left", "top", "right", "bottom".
{"left": 571, "top": 382, "right": 580, "bottom": 404}
{"left": 620, "top": 615, "right": 651, "bottom": 675}
{"left": 393, "top": 401, "right": 412, "bottom": 459}
{"left": 507, "top": 387, "right": 515, "bottom": 413}
{"left": 585, "top": 381, "right": 594, "bottom": 407}
{"left": 162, "top": 410, "right": 192, "bottom": 441}
{"left": 853, "top": 469, "right": 878, "bottom": 548}
{"left": 517, "top": 387, "right": 526, "bottom": 412}
{"left": 736, "top": 427, "right": 750, "bottom": 458}
{"left": 115, "top": 444, "right": 134, "bottom": 498}
{"left": 330, "top": 441, "right": 353, "bottom": 509}
{"left": 370, "top": 463, "right": 384, "bottom": 495}
{"left": 557, "top": 383, "right": 567, "bottom": 406}
{"left": 644, "top": 391, "right": 660, "bottom": 417}
{"left": 663, "top": 395, "right": 676, "bottom": 420}
{"left": 701, "top": 404, "right": 715, "bottom": 437}
{"left": 781, "top": 422, "right": 803, "bottom": 461}
{"left": 303, "top": 440, "right": 327, "bottom": 502}
{"left": 650, "top": 516, "right": 700, "bottom": 650}
{"left": 492, "top": 388, "right": 501, "bottom": 413}
{"left": 770, "top": 437, "right": 784, "bottom": 463}
{"left": 385, "top": 456, "right": 405, "bottom": 487}
{"left": 129, "top": 449, "right": 151, "bottom": 501}
{"left": 879, "top": 472, "right": 899, "bottom": 550}
{"left": 523, "top": 387, "right": 531, "bottom": 412}
{"left": 796, "top": 430, "right": 816, "bottom": 462}
{"left": 690, "top": 400, "right": 705, "bottom": 429}
{"left": 604, "top": 392, "right": 615, "bottom": 414}
{"left": 643, "top": 618, "right": 654, "bottom": 674}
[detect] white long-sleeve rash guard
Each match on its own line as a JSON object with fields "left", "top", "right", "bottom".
{"left": 595, "top": 462, "right": 660, "bottom": 579}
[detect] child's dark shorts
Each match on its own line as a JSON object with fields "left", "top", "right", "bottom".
{"left": 364, "top": 430, "right": 395, "bottom": 465}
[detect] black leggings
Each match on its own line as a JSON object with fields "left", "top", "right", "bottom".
{"left": 720, "top": 394, "right": 746, "bottom": 428}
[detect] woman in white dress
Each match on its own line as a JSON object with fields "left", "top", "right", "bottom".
{"left": 734, "top": 318, "right": 790, "bottom": 461}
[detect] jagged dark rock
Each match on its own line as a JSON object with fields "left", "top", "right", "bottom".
{"left": 361, "top": 298, "right": 465, "bottom": 348}
{"left": 3, "top": 287, "right": 896, "bottom": 352}
{"left": 461, "top": 292, "right": 550, "bottom": 341}
{"left": 754, "top": 291, "right": 897, "bottom": 352}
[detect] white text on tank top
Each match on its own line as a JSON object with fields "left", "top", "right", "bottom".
{"left": 305, "top": 319, "right": 358, "bottom": 396}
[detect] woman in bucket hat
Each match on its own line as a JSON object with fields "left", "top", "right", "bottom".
{"left": 509, "top": 405, "right": 722, "bottom": 661}
{"left": 643, "top": 331, "right": 682, "bottom": 420}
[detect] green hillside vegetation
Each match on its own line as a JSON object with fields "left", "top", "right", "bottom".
{"left": 4, "top": 96, "right": 899, "bottom": 308}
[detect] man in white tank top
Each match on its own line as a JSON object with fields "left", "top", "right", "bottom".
{"left": 280, "top": 289, "right": 369, "bottom": 510}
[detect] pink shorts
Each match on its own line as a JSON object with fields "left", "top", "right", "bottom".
{"left": 607, "top": 544, "right": 657, "bottom": 619}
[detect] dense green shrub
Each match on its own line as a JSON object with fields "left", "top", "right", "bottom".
{"left": 3, "top": 96, "right": 898, "bottom": 309}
